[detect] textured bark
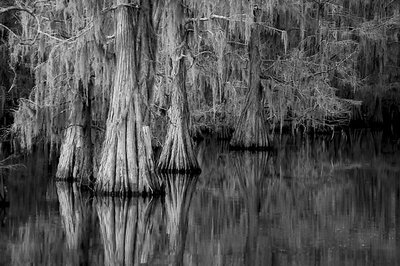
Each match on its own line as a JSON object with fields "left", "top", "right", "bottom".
{"left": 56, "top": 84, "right": 92, "bottom": 184}
{"left": 230, "top": 17, "right": 270, "bottom": 149}
{"left": 163, "top": 173, "right": 198, "bottom": 266}
{"left": 137, "top": 0, "right": 162, "bottom": 125}
{"left": 158, "top": 1, "right": 200, "bottom": 173}
{"left": 96, "top": 1, "right": 162, "bottom": 195}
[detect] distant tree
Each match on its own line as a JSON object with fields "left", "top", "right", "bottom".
{"left": 157, "top": 0, "right": 200, "bottom": 172}
{"left": 229, "top": 8, "right": 269, "bottom": 149}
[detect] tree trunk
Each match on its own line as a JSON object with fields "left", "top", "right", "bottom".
{"left": 56, "top": 83, "right": 92, "bottom": 184}
{"left": 230, "top": 15, "right": 270, "bottom": 149}
{"left": 95, "top": 1, "right": 162, "bottom": 195}
{"left": 158, "top": 1, "right": 200, "bottom": 173}
{"left": 137, "top": 0, "right": 162, "bottom": 125}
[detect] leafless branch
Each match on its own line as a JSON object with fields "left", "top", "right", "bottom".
{"left": 0, "top": 6, "right": 40, "bottom": 45}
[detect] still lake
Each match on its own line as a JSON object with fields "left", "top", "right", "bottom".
{"left": 1, "top": 130, "right": 399, "bottom": 265}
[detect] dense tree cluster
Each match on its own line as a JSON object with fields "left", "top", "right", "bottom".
{"left": 0, "top": 0, "right": 399, "bottom": 194}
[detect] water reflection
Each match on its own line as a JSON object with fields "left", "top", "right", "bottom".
{"left": 2, "top": 130, "right": 400, "bottom": 265}
{"left": 56, "top": 183, "right": 100, "bottom": 265}
{"left": 190, "top": 131, "right": 400, "bottom": 266}
{"left": 10, "top": 214, "right": 65, "bottom": 265}
{"left": 95, "top": 198, "right": 157, "bottom": 265}
{"left": 163, "top": 173, "right": 198, "bottom": 266}
{"left": 229, "top": 152, "right": 274, "bottom": 265}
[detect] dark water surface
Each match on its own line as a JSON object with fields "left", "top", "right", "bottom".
{"left": 1, "top": 130, "right": 400, "bottom": 265}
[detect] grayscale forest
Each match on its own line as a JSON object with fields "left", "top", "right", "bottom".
{"left": 0, "top": 1, "right": 400, "bottom": 265}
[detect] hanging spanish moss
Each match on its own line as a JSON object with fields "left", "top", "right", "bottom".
{"left": 2, "top": 0, "right": 399, "bottom": 199}
{"left": 8, "top": 0, "right": 115, "bottom": 178}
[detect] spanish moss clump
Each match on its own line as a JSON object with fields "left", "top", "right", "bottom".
{"left": 8, "top": 0, "right": 115, "bottom": 180}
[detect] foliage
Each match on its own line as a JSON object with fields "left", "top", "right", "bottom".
{"left": 0, "top": 0, "right": 399, "bottom": 187}
{"left": 268, "top": 48, "right": 361, "bottom": 132}
{"left": 8, "top": 0, "right": 114, "bottom": 151}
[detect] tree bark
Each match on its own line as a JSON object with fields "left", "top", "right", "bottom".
{"left": 230, "top": 14, "right": 270, "bottom": 149}
{"left": 158, "top": 1, "right": 200, "bottom": 173}
{"left": 56, "top": 83, "right": 92, "bottom": 184}
{"left": 95, "top": 1, "right": 162, "bottom": 195}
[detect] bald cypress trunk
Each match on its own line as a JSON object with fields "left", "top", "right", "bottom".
{"left": 230, "top": 15, "right": 270, "bottom": 149}
{"left": 96, "top": 2, "right": 162, "bottom": 195}
{"left": 56, "top": 83, "right": 92, "bottom": 184}
{"left": 158, "top": 1, "right": 200, "bottom": 173}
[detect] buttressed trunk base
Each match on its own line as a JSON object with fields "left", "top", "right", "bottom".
{"left": 56, "top": 90, "right": 92, "bottom": 184}
{"left": 230, "top": 18, "right": 270, "bottom": 149}
{"left": 95, "top": 2, "right": 162, "bottom": 196}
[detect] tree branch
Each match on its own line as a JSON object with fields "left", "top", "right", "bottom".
{"left": 0, "top": 6, "right": 40, "bottom": 45}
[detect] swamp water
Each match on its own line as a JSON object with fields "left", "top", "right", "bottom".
{"left": 0, "top": 130, "right": 400, "bottom": 265}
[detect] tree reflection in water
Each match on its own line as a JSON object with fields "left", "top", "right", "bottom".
{"left": 163, "top": 173, "right": 198, "bottom": 266}
{"left": 5, "top": 131, "right": 400, "bottom": 265}
{"left": 95, "top": 196, "right": 165, "bottom": 265}
{"left": 56, "top": 182, "right": 99, "bottom": 265}
{"left": 188, "top": 133, "right": 400, "bottom": 265}
{"left": 95, "top": 174, "right": 198, "bottom": 266}
{"left": 229, "top": 151, "right": 275, "bottom": 266}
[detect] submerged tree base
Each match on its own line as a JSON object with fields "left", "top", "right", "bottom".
{"left": 94, "top": 187, "right": 165, "bottom": 198}
{"left": 56, "top": 179, "right": 165, "bottom": 198}
{"left": 56, "top": 85, "right": 92, "bottom": 184}
{"left": 216, "top": 125, "right": 234, "bottom": 140}
{"left": 157, "top": 167, "right": 202, "bottom": 175}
